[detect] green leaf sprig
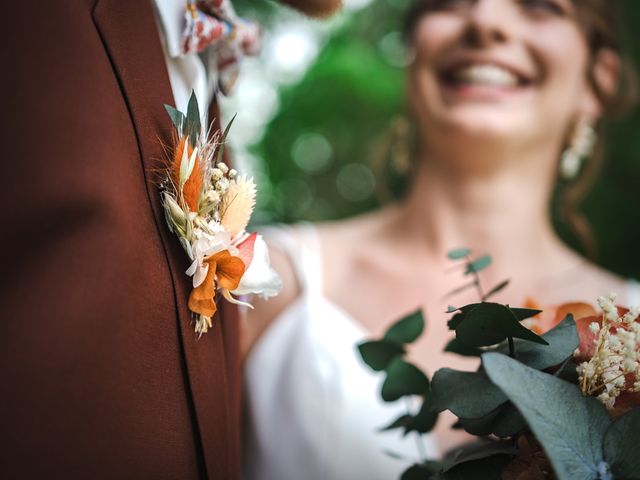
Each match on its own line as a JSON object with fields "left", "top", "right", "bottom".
{"left": 357, "top": 247, "right": 640, "bottom": 479}
{"left": 358, "top": 310, "right": 438, "bottom": 466}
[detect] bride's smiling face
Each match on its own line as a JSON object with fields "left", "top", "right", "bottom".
{"left": 408, "top": 0, "right": 601, "bottom": 150}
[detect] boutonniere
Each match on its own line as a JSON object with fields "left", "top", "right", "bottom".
{"left": 160, "top": 92, "right": 281, "bottom": 335}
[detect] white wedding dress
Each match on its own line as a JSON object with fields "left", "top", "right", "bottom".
{"left": 243, "top": 224, "right": 439, "bottom": 480}
{"left": 243, "top": 224, "right": 640, "bottom": 480}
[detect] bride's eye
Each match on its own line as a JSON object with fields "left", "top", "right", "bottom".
{"left": 517, "top": 0, "right": 567, "bottom": 15}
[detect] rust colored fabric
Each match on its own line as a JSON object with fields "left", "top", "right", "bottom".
{"left": 0, "top": 0, "right": 241, "bottom": 478}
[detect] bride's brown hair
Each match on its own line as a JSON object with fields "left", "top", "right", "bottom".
{"left": 402, "top": 0, "right": 639, "bottom": 259}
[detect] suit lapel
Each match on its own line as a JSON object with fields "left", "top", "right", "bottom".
{"left": 92, "top": 1, "right": 234, "bottom": 478}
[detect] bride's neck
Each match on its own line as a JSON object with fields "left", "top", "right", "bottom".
{"left": 396, "top": 147, "right": 578, "bottom": 276}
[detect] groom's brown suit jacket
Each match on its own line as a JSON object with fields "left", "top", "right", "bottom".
{"left": 0, "top": 1, "right": 244, "bottom": 478}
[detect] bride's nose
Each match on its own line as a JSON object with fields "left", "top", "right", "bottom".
{"left": 462, "top": 0, "right": 514, "bottom": 47}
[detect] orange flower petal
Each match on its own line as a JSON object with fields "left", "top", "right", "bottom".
{"left": 214, "top": 252, "right": 246, "bottom": 291}
{"left": 170, "top": 135, "right": 203, "bottom": 212}
{"left": 529, "top": 301, "right": 597, "bottom": 335}
{"left": 187, "top": 250, "right": 246, "bottom": 317}
{"left": 552, "top": 302, "right": 597, "bottom": 327}
{"left": 188, "top": 257, "right": 218, "bottom": 317}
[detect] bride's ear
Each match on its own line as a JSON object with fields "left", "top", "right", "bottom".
{"left": 581, "top": 47, "right": 622, "bottom": 122}
{"left": 275, "top": 0, "right": 342, "bottom": 17}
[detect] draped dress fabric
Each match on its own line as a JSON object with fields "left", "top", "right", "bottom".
{"left": 624, "top": 279, "right": 640, "bottom": 306}
{"left": 243, "top": 224, "right": 640, "bottom": 480}
{"left": 243, "top": 224, "right": 439, "bottom": 480}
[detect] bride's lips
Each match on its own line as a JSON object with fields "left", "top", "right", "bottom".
{"left": 436, "top": 57, "right": 537, "bottom": 100}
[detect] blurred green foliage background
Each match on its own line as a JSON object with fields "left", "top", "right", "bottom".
{"left": 235, "top": 0, "right": 640, "bottom": 278}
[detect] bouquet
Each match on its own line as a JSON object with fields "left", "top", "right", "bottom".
{"left": 358, "top": 248, "right": 640, "bottom": 480}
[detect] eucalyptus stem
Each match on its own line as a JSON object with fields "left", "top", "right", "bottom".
{"left": 404, "top": 397, "right": 427, "bottom": 463}
{"left": 465, "top": 254, "right": 486, "bottom": 301}
{"left": 508, "top": 336, "right": 516, "bottom": 359}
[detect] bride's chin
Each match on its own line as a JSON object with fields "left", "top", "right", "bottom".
{"left": 426, "top": 124, "right": 526, "bottom": 151}
{"left": 426, "top": 112, "right": 540, "bottom": 151}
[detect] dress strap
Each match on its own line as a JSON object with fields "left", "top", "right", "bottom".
{"left": 625, "top": 278, "right": 640, "bottom": 307}
{"left": 261, "top": 223, "right": 324, "bottom": 296}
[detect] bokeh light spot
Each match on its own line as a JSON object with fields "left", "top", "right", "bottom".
{"left": 336, "top": 163, "right": 376, "bottom": 202}
{"left": 291, "top": 133, "right": 333, "bottom": 173}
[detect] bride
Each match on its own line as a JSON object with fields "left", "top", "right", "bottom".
{"left": 242, "top": 0, "right": 638, "bottom": 478}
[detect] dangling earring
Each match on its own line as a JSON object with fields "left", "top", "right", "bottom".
{"left": 372, "top": 115, "right": 414, "bottom": 203}
{"left": 389, "top": 116, "right": 412, "bottom": 176}
{"left": 559, "top": 119, "right": 597, "bottom": 181}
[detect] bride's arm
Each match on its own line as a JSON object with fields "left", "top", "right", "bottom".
{"left": 240, "top": 240, "right": 301, "bottom": 362}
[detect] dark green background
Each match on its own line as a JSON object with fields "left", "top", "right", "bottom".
{"left": 238, "top": 0, "right": 640, "bottom": 278}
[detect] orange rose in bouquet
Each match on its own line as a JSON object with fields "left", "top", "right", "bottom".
{"left": 529, "top": 295, "right": 640, "bottom": 418}
{"left": 501, "top": 295, "right": 640, "bottom": 479}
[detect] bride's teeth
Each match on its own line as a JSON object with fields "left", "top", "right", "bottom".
{"left": 453, "top": 65, "right": 519, "bottom": 87}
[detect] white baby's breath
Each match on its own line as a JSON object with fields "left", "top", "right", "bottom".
{"left": 578, "top": 292, "right": 640, "bottom": 409}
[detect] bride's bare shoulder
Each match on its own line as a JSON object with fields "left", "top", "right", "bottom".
{"left": 552, "top": 244, "right": 633, "bottom": 304}
{"left": 314, "top": 205, "right": 399, "bottom": 254}
{"left": 242, "top": 209, "right": 396, "bottom": 359}
{"left": 576, "top": 260, "right": 633, "bottom": 302}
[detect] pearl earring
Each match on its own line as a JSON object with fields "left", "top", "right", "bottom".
{"left": 559, "top": 119, "right": 597, "bottom": 181}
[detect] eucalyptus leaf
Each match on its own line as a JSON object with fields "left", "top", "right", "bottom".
{"left": 357, "top": 340, "right": 405, "bottom": 372}
{"left": 455, "top": 402, "right": 524, "bottom": 438}
{"left": 384, "top": 449, "right": 411, "bottom": 461}
{"left": 509, "top": 307, "right": 543, "bottom": 321}
{"left": 430, "top": 369, "right": 507, "bottom": 418}
{"left": 494, "top": 314, "right": 578, "bottom": 370}
{"left": 603, "top": 408, "right": 640, "bottom": 479}
{"left": 379, "top": 401, "right": 438, "bottom": 436}
{"left": 447, "top": 248, "right": 471, "bottom": 260}
{"left": 164, "top": 104, "right": 185, "bottom": 134}
{"left": 384, "top": 309, "right": 425, "bottom": 344}
{"left": 379, "top": 413, "right": 412, "bottom": 432}
{"left": 216, "top": 113, "right": 237, "bottom": 164}
{"left": 444, "top": 338, "right": 483, "bottom": 357}
{"left": 490, "top": 402, "right": 526, "bottom": 438}
{"left": 442, "top": 439, "right": 516, "bottom": 472}
{"left": 405, "top": 399, "right": 439, "bottom": 435}
{"left": 455, "top": 408, "right": 502, "bottom": 436}
{"left": 443, "top": 454, "right": 512, "bottom": 480}
{"left": 482, "top": 279, "right": 510, "bottom": 301}
{"left": 381, "top": 358, "right": 430, "bottom": 402}
{"left": 482, "top": 353, "right": 611, "bottom": 480}
{"left": 456, "top": 303, "right": 548, "bottom": 347}
{"left": 554, "top": 359, "right": 579, "bottom": 384}
{"left": 186, "top": 91, "right": 201, "bottom": 147}
{"left": 447, "top": 305, "right": 476, "bottom": 330}
{"left": 400, "top": 464, "right": 430, "bottom": 480}
{"left": 401, "top": 463, "right": 442, "bottom": 480}
{"left": 465, "top": 255, "right": 492, "bottom": 274}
